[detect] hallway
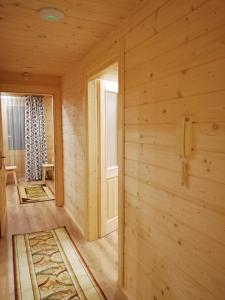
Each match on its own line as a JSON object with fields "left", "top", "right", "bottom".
{"left": 1, "top": 0, "right": 225, "bottom": 299}
{"left": 0, "top": 184, "right": 118, "bottom": 300}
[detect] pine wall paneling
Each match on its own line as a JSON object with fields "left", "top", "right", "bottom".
{"left": 44, "top": 96, "right": 54, "bottom": 163}
{"left": 62, "top": 0, "right": 225, "bottom": 298}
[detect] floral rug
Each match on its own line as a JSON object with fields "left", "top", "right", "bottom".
{"left": 13, "top": 227, "right": 106, "bottom": 300}
{"left": 18, "top": 183, "right": 54, "bottom": 204}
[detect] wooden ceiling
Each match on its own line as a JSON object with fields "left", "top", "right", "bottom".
{"left": 0, "top": 0, "right": 142, "bottom": 76}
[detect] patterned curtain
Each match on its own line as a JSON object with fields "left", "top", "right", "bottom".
{"left": 25, "top": 96, "right": 47, "bottom": 181}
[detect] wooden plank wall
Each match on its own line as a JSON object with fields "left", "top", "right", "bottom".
{"left": 62, "top": 69, "right": 85, "bottom": 233}
{"left": 44, "top": 96, "right": 54, "bottom": 163}
{"left": 62, "top": 0, "right": 225, "bottom": 299}
{"left": 123, "top": 1, "right": 225, "bottom": 299}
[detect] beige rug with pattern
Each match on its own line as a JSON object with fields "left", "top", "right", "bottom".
{"left": 13, "top": 227, "right": 106, "bottom": 300}
{"left": 18, "top": 183, "right": 54, "bottom": 204}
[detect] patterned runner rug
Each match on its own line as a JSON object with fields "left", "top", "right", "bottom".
{"left": 18, "top": 183, "right": 54, "bottom": 204}
{"left": 13, "top": 227, "right": 106, "bottom": 300}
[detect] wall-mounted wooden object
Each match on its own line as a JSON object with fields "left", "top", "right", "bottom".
{"left": 181, "top": 160, "right": 189, "bottom": 186}
{"left": 177, "top": 117, "right": 186, "bottom": 158}
{"left": 177, "top": 116, "right": 193, "bottom": 158}
{"left": 184, "top": 117, "right": 193, "bottom": 157}
{"left": 177, "top": 116, "right": 193, "bottom": 186}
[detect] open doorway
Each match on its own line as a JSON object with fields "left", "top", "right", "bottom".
{"left": 98, "top": 79, "right": 119, "bottom": 237}
{"left": 86, "top": 62, "right": 122, "bottom": 291}
{"left": 1, "top": 93, "right": 55, "bottom": 204}
{"left": 88, "top": 63, "right": 119, "bottom": 239}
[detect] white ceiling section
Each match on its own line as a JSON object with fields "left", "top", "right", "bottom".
{"left": 0, "top": 0, "right": 142, "bottom": 75}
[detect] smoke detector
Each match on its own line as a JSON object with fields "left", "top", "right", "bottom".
{"left": 38, "top": 7, "right": 65, "bottom": 22}
{"left": 22, "top": 72, "right": 30, "bottom": 81}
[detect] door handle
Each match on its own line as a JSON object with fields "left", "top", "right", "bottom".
{"left": 1, "top": 156, "right": 6, "bottom": 159}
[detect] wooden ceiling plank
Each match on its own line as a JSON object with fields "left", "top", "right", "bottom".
{"left": 0, "top": 30, "right": 100, "bottom": 46}
{"left": 0, "top": 6, "right": 114, "bottom": 31}
{"left": 0, "top": 18, "right": 105, "bottom": 39}
{"left": 1, "top": 1, "right": 127, "bottom": 26}
{"left": 0, "top": 0, "right": 143, "bottom": 75}
{"left": 81, "top": 0, "right": 143, "bottom": 10}
{"left": 0, "top": 36, "right": 96, "bottom": 54}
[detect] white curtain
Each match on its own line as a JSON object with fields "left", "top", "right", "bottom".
{"left": 5, "top": 96, "right": 25, "bottom": 150}
{"left": 1, "top": 96, "right": 26, "bottom": 179}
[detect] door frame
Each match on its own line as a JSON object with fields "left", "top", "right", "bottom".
{"left": 98, "top": 80, "right": 119, "bottom": 237}
{"left": 84, "top": 42, "right": 125, "bottom": 286}
{"left": 0, "top": 85, "right": 64, "bottom": 207}
{"left": 0, "top": 97, "right": 6, "bottom": 237}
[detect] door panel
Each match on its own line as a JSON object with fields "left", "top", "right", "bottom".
{"left": 107, "top": 172, "right": 118, "bottom": 218}
{"left": 99, "top": 80, "right": 118, "bottom": 237}
{"left": 0, "top": 93, "right": 7, "bottom": 237}
{"left": 105, "top": 91, "right": 118, "bottom": 168}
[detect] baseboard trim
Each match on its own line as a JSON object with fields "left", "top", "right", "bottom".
{"left": 64, "top": 206, "right": 85, "bottom": 237}
{"left": 117, "top": 287, "right": 129, "bottom": 300}
{"left": 65, "top": 206, "right": 129, "bottom": 299}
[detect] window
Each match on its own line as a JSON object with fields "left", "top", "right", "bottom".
{"left": 7, "top": 104, "right": 25, "bottom": 150}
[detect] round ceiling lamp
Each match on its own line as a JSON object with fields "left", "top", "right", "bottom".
{"left": 38, "top": 7, "right": 65, "bottom": 22}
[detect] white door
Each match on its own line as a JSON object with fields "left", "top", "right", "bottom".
{"left": 0, "top": 93, "right": 7, "bottom": 237}
{"left": 99, "top": 80, "right": 118, "bottom": 237}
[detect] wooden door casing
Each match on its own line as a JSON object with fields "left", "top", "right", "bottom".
{"left": 0, "top": 93, "right": 7, "bottom": 237}
{"left": 99, "top": 80, "right": 118, "bottom": 237}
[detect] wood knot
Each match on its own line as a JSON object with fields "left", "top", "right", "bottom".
{"left": 177, "top": 91, "right": 183, "bottom": 98}
{"left": 212, "top": 123, "right": 218, "bottom": 130}
{"left": 153, "top": 28, "right": 158, "bottom": 35}
{"left": 37, "top": 34, "right": 47, "bottom": 39}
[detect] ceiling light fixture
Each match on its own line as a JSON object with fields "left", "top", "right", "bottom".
{"left": 22, "top": 72, "right": 30, "bottom": 81}
{"left": 38, "top": 7, "right": 65, "bottom": 22}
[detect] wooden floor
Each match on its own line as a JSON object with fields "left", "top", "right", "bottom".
{"left": 0, "top": 183, "right": 120, "bottom": 300}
